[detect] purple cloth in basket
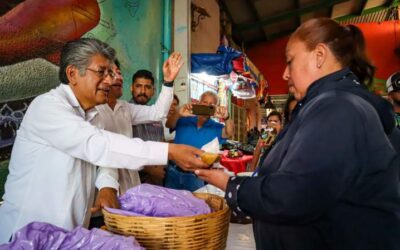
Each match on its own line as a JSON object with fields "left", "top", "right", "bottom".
{"left": 105, "top": 184, "right": 211, "bottom": 217}
{"left": 0, "top": 222, "right": 144, "bottom": 250}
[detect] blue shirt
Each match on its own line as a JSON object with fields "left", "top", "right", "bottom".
{"left": 174, "top": 116, "right": 226, "bottom": 149}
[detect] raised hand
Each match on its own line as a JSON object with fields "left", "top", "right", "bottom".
{"left": 214, "top": 106, "right": 229, "bottom": 120}
{"left": 163, "top": 52, "right": 184, "bottom": 82}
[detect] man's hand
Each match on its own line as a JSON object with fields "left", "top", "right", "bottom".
{"left": 141, "top": 166, "right": 165, "bottom": 186}
{"left": 91, "top": 187, "right": 119, "bottom": 214}
{"left": 168, "top": 144, "right": 208, "bottom": 170}
{"left": 195, "top": 169, "right": 230, "bottom": 191}
{"left": 178, "top": 104, "right": 195, "bottom": 117}
{"left": 214, "top": 106, "right": 229, "bottom": 120}
{"left": 163, "top": 52, "right": 184, "bottom": 82}
{"left": 143, "top": 165, "right": 166, "bottom": 179}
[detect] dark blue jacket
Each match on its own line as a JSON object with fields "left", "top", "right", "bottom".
{"left": 226, "top": 69, "right": 400, "bottom": 250}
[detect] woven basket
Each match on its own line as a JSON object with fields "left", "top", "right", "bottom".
{"left": 103, "top": 193, "right": 230, "bottom": 250}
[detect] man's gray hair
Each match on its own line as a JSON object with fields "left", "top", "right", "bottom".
{"left": 200, "top": 90, "right": 219, "bottom": 105}
{"left": 59, "top": 38, "right": 116, "bottom": 84}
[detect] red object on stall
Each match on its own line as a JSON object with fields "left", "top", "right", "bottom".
{"left": 232, "top": 55, "right": 245, "bottom": 73}
{"left": 220, "top": 150, "right": 253, "bottom": 175}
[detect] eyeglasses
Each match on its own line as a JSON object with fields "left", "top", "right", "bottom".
{"left": 86, "top": 68, "right": 115, "bottom": 79}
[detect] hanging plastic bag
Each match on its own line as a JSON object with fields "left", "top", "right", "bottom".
{"left": 230, "top": 75, "right": 256, "bottom": 99}
{"left": 191, "top": 45, "right": 243, "bottom": 76}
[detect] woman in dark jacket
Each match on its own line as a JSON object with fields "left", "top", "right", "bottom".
{"left": 196, "top": 18, "right": 400, "bottom": 250}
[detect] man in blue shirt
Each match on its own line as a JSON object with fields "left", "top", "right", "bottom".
{"left": 165, "top": 91, "right": 234, "bottom": 191}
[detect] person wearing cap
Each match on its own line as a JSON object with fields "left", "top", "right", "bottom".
{"left": 386, "top": 72, "right": 400, "bottom": 153}
{"left": 387, "top": 72, "right": 400, "bottom": 128}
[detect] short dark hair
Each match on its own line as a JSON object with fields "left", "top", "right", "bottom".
{"left": 132, "top": 69, "right": 154, "bottom": 85}
{"left": 173, "top": 94, "right": 180, "bottom": 105}
{"left": 59, "top": 38, "right": 115, "bottom": 84}
{"left": 114, "top": 59, "right": 120, "bottom": 69}
{"left": 267, "top": 111, "right": 282, "bottom": 123}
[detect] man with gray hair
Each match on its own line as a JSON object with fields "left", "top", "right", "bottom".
{"left": 0, "top": 38, "right": 207, "bottom": 243}
{"left": 164, "top": 90, "right": 234, "bottom": 191}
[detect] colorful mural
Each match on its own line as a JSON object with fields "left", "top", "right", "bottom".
{"left": 87, "top": 0, "right": 164, "bottom": 100}
{"left": 0, "top": 0, "right": 100, "bottom": 66}
{"left": 0, "top": 0, "right": 165, "bottom": 178}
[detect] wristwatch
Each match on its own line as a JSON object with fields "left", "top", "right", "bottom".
{"left": 163, "top": 80, "right": 174, "bottom": 87}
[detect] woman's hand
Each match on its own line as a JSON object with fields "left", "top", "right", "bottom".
{"left": 195, "top": 169, "right": 230, "bottom": 191}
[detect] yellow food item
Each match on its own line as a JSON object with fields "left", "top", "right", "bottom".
{"left": 200, "top": 152, "right": 220, "bottom": 165}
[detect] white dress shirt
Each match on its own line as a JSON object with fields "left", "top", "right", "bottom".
{"left": 0, "top": 84, "right": 172, "bottom": 243}
{"left": 94, "top": 86, "right": 172, "bottom": 194}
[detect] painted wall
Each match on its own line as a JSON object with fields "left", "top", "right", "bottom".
{"left": 173, "top": 0, "right": 191, "bottom": 104}
{"left": 247, "top": 20, "right": 400, "bottom": 95}
{"left": 89, "top": 0, "right": 164, "bottom": 100}
{"left": 191, "top": 0, "right": 220, "bottom": 53}
{"left": 0, "top": 0, "right": 164, "bottom": 101}
{"left": 0, "top": 0, "right": 164, "bottom": 183}
{"left": 0, "top": 0, "right": 100, "bottom": 101}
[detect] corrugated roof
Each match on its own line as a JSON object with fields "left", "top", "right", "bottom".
{"left": 218, "top": 0, "right": 398, "bottom": 49}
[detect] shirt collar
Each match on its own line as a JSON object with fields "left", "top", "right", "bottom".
{"left": 59, "top": 84, "right": 81, "bottom": 108}
{"left": 299, "top": 68, "right": 354, "bottom": 105}
{"left": 188, "top": 116, "right": 214, "bottom": 127}
{"left": 114, "top": 100, "right": 123, "bottom": 111}
{"left": 86, "top": 107, "right": 98, "bottom": 122}
{"left": 290, "top": 68, "right": 355, "bottom": 122}
{"left": 58, "top": 84, "right": 99, "bottom": 120}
